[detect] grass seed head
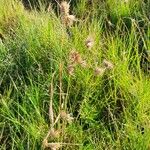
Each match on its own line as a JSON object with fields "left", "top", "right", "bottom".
{"left": 67, "top": 64, "right": 74, "bottom": 76}
{"left": 43, "top": 139, "right": 48, "bottom": 148}
{"left": 94, "top": 67, "right": 106, "bottom": 76}
{"left": 43, "top": 141, "right": 62, "bottom": 150}
{"left": 67, "top": 15, "right": 76, "bottom": 21}
{"left": 85, "top": 36, "right": 94, "bottom": 49}
{"left": 50, "top": 129, "right": 60, "bottom": 139}
{"left": 47, "top": 3, "right": 52, "bottom": 12}
{"left": 69, "top": 50, "right": 82, "bottom": 64}
{"left": 61, "top": 14, "right": 76, "bottom": 27}
{"left": 80, "top": 60, "right": 87, "bottom": 68}
{"left": 60, "top": 1, "right": 70, "bottom": 15}
{"left": 50, "top": 143, "right": 62, "bottom": 150}
{"left": 103, "top": 59, "right": 114, "bottom": 70}
{"left": 60, "top": 111, "right": 74, "bottom": 123}
{"left": 67, "top": 15, "right": 76, "bottom": 26}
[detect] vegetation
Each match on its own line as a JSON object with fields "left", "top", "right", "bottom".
{"left": 0, "top": 0, "right": 150, "bottom": 149}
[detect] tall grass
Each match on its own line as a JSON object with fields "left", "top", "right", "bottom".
{"left": 0, "top": 0, "right": 150, "bottom": 149}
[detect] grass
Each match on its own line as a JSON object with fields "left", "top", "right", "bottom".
{"left": 0, "top": 0, "right": 150, "bottom": 149}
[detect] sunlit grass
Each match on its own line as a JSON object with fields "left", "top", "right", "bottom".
{"left": 0, "top": 0, "right": 150, "bottom": 149}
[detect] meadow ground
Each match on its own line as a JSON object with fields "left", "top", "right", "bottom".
{"left": 0, "top": 0, "right": 150, "bottom": 149}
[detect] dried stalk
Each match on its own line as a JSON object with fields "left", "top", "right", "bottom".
{"left": 49, "top": 72, "right": 56, "bottom": 127}
{"left": 54, "top": 0, "right": 61, "bottom": 7}
{"left": 59, "top": 63, "right": 63, "bottom": 112}
{"left": 45, "top": 142, "right": 82, "bottom": 147}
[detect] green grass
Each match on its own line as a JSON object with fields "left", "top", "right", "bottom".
{"left": 0, "top": 0, "right": 150, "bottom": 149}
